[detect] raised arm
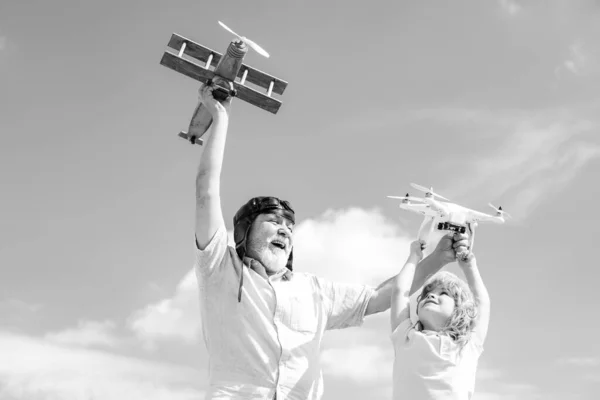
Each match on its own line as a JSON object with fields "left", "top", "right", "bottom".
{"left": 195, "top": 84, "right": 232, "bottom": 249}
{"left": 458, "top": 252, "right": 491, "bottom": 344}
{"left": 390, "top": 241, "right": 424, "bottom": 331}
{"left": 364, "top": 233, "right": 471, "bottom": 317}
{"left": 409, "top": 232, "right": 471, "bottom": 295}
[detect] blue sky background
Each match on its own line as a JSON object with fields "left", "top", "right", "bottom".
{"left": 1, "top": 0, "right": 600, "bottom": 399}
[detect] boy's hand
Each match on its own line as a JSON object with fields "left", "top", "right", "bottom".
{"left": 199, "top": 83, "right": 232, "bottom": 117}
{"left": 432, "top": 232, "right": 470, "bottom": 265}
{"left": 457, "top": 251, "right": 477, "bottom": 269}
{"left": 409, "top": 240, "right": 425, "bottom": 262}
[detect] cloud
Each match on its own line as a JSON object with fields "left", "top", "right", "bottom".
{"left": 44, "top": 320, "right": 119, "bottom": 348}
{"left": 475, "top": 388, "right": 540, "bottom": 400}
{"left": 556, "top": 356, "right": 600, "bottom": 382}
{"left": 475, "top": 368, "right": 542, "bottom": 400}
{"left": 498, "top": 0, "right": 522, "bottom": 16}
{"left": 126, "top": 208, "right": 414, "bottom": 348}
{"left": 321, "top": 345, "right": 392, "bottom": 384}
{"left": 411, "top": 107, "right": 600, "bottom": 219}
{"left": 294, "top": 207, "right": 412, "bottom": 286}
{"left": 0, "top": 298, "right": 43, "bottom": 314}
{"left": 0, "top": 331, "right": 205, "bottom": 400}
{"left": 0, "top": 36, "right": 6, "bottom": 51}
{"left": 556, "top": 41, "right": 590, "bottom": 77}
{"left": 0, "top": 298, "right": 44, "bottom": 329}
{"left": 127, "top": 269, "right": 201, "bottom": 349}
{"left": 466, "top": 116, "right": 599, "bottom": 217}
{"left": 557, "top": 356, "right": 600, "bottom": 367}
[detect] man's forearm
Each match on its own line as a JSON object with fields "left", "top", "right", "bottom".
{"left": 409, "top": 252, "right": 445, "bottom": 295}
{"left": 196, "top": 112, "right": 229, "bottom": 194}
{"left": 365, "top": 275, "right": 396, "bottom": 315}
{"left": 194, "top": 109, "right": 230, "bottom": 249}
{"left": 367, "top": 255, "right": 421, "bottom": 316}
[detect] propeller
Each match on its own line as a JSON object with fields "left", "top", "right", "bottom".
{"left": 410, "top": 183, "right": 449, "bottom": 201}
{"left": 488, "top": 203, "right": 512, "bottom": 218}
{"left": 387, "top": 194, "right": 426, "bottom": 202}
{"left": 218, "top": 21, "right": 270, "bottom": 58}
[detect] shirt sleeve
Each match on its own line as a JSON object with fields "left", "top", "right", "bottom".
{"left": 314, "top": 276, "right": 375, "bottom": 330}
{"left": 194, "top": 225, "right": 230, "bottom": 284}
{"left": 390, "top": 318, "right": 413, "bottom": 343}
{"left": 466, "top": 332, "right": 485, "bottom": 356}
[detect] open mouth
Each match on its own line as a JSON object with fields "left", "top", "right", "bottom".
{"left": 270, "top": 239, "right": 287, "bottom": 250}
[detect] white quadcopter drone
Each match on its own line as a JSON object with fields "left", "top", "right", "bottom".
{"left": 388, "top": 183, "right": 510, "bottom": 250}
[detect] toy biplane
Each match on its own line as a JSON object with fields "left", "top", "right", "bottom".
{"left": 388, "top": 183, "right": 510, "bottom": 250}
{"left": 160, "top": 22, "right": 288, "bottom": 145}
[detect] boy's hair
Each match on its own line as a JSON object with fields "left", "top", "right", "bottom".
{"left": 417, "top": 271, "right": 477, "bottom": 347}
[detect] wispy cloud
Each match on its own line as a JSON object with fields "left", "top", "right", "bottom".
{"left": 556, "top": 356, "right": 600, "bottom": 383}
{"left": 45, "top": 320, "right": 120, "bottom": 348}
{"left": 498, "top": 0, "right": 522, "bottom": 16}
{"left": 476, "top": 367, "right": 542, "bottom": 400}
{"left": 464, "top": 115, "right": 599, "bottom": 217}
{"left": 410, "top": 107, "right": 600, "bottom": 218}
{"left": 556, "top": 41, "right": 590, "bottom": 77}
{"left": 0, "top": 298, "right": 43, "bottom": 314}
{"left": 0, "top": 331, "right": 205, "bottom": 400}
{"left": 558, "top": 356, "right": 600, "bottom": 368}
{"left": 0, "top": 298, "right": 43, "bottom": 328}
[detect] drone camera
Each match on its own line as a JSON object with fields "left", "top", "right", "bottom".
{"left": 437, "top": 222, "right": 466, "bottom": 234}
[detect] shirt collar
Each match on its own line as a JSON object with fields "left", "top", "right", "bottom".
{"left": 269, "top": 267, "right": 293, "bottom": 282}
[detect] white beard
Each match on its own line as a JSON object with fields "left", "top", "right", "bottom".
{"left": 247, "top": 242, "right": 288, "bottom": 274}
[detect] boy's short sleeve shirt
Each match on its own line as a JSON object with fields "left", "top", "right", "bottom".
{"left": 194, "top": 225, "right": 374, "bottom": 400}
{"left": 391, "top": 319, "right": 484, "bottom": 400}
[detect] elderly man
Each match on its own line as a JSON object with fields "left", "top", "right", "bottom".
{"left": 192, "top": 84, "right": 468, "bottom": 400}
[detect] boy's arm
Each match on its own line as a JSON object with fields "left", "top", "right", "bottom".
{"left": 366, "top": 233, "right": 471, "bottom": 317}
{"left": 458, "top": 253, "right": 491, "bottom": 344}
{"left": 390, "top": 241, "right": 424, "bottom": 332}
{"left": 195, "top": 85, "right": 231, "bottom": 250}
{"left": 409, "top": 232, "right": 471, "bottom": 295}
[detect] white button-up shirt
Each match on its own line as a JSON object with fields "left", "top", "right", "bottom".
{"left": 195, "top": 226, "right": 374, "bottom": 400}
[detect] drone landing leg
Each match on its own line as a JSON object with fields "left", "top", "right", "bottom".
{"left": 468, "top": 222, "right": 478, "bottom": 252}
{"left": 417, "top": 216, "right": 435, "bottom": 244}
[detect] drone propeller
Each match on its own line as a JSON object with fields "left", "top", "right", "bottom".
{"left": 218, "top": 21, "right": 270, "bottom": 58}
{"left": 488, "top": 203, "right": 512, "bottom": 218}
{"left": 387, "top": 195, "right": 426, "bottom": 202}
{"left": 410, "top": 183, "right": 449, "bottom": 201}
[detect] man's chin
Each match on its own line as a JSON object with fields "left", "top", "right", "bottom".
{"left": 258, "top": 254, "right": 288, "bottom": 272}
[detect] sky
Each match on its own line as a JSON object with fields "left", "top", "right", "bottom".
{"left": 1, "top": 0, "right": 600, "bottom": 399}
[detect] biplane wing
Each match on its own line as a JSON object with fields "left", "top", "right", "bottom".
{"left": 160, "top": 33, "right": 287, "bottom": 114}
{"left": 160, "top": 51, "right": 216, "bottom": 84}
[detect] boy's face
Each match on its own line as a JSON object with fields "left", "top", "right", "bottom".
{"left": 245, "top": 212, "right": 294, "bottom": 275}
{"left": 417, "top": 286, "right": 456, "bottom": 331}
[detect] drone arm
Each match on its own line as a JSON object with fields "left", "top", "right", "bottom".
{"left": 416, "top": 217, "right": 431, "bottom": 243}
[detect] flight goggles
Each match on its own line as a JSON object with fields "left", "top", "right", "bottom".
{"left": 233, "top": 196, "right": 295, "bottom": 225}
